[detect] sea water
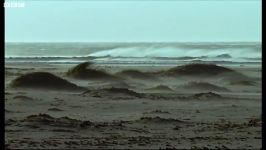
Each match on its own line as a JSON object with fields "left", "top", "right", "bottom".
{"left": 5, "top": 42, "right": 261, "bottom": 66}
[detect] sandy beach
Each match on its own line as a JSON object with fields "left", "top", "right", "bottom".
{"left": 5, "top": 0, "right": 262, "bottom": 148}
{"left": 5, "top": 61, "right": 261, "bottom": 149}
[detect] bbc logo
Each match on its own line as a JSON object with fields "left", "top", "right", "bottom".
{"left": 4, "top": 1, "right": 25, "bottom": 8}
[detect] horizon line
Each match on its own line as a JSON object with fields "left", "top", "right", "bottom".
{"left": 5, "top": 41, "right": 262, "bottom": 43}
{"left": 4, "top": 0, "right": 261, "bottom": 1}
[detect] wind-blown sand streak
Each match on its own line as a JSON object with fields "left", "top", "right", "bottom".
{"left": 5, "top": 62, "right": 261, "bottom": 149}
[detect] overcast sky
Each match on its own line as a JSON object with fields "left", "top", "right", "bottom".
{"left": 5, "top": 0, "right": 261, "bottom": 42}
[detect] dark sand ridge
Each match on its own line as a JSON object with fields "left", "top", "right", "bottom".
{"left": 9, "top": 62, "right": 253, "bottom": 93}
{"left": 82, "top": 87, "right": 143, "bottom": 98}
{"left": 229, "top": 80, "right": 256, "bottom": 86}
{"left": 5, "top": 60, "right": 262, "bottom": 149}
{"left": 174, "top": 92, "right": 223, "bottom": 100}
{"left": 137, "top": 116, "right": 185, "bottom": 124}
{"left": 191, "top": 92, "right": 222, "bottom": 100}
{"left": 115, "top": 69, "right": 158, "bottom": 80}
{"left": 145, "top": 85, "right": 174, "bottom": 92}
{"left": 7, "top": 113, "right": 188, "bottom": 128}
{"left": 66, "top": 62, "right": 252, "bottom": 83}
{"left": 13, "top": 95, "right": 34, "bottom": 101}
{"left": 113, "top": 63, "right": 252, "bottom": 84}
{"left": 157, "top": 63, "right": 257, "bottom": 87}
{"left": 67, "top": 62, "right": 120, "bottom": 80}
{"left": 159, "top": 63, "right": 246, "bottom": 77}
{"left": 10, "top": 72, "right": 86, "bottom": 91}
{"left": 215, "top": 54, "right": 232, "bottom": 58}
{"left": 96, "top": 81, "right": 133, "bottom": 89}
{"left": 178, "top": 81, "right": 230, "bottom": 92}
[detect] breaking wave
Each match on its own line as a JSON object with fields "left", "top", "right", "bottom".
{"left": 88, "top": 45, "right": 261, "bottom": 59}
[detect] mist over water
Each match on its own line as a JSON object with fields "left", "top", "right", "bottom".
{"left": 88, "top": 45, "right": 261, "bottom": 59}
{"left": 5, "top": 42, "right": 261, "bottom": 64}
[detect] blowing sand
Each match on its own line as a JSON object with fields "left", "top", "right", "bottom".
{"left": 5, "top": 62, "right": 261, "bottom": 149}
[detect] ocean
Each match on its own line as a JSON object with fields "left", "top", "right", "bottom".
{"left": 5, "top": 42, "right": 261, "bottom": 66}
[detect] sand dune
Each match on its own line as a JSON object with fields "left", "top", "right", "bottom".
{"left": 160, "top": 63, "right": 244, "bottom": 77}
{"left": 115, "top": 69, "right": 157, "bottom": 80}
{"left": 191, "top": 92, "right": 222, "bottom": 100}
{"left": 5, "top": 61, "right": 261, "bottom": 149}
{"left": 116, "top": 63, "right": 244, "bottom": 79}
{"left": 10, "top": 72, "right": 85, "bottom": 91}
{"left": 179, "top": 81, "right": 229, "bottom": 92}
{"left": 67, "top": 62, "right": 119, "bottom": 80}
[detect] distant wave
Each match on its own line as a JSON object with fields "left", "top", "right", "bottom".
{"left": 88, "top": 46, "right": 261, "bottom": 59}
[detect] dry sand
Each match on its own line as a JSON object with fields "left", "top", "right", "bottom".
{"left": 5, "top": 62, "right": 261, "bottom": 149}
